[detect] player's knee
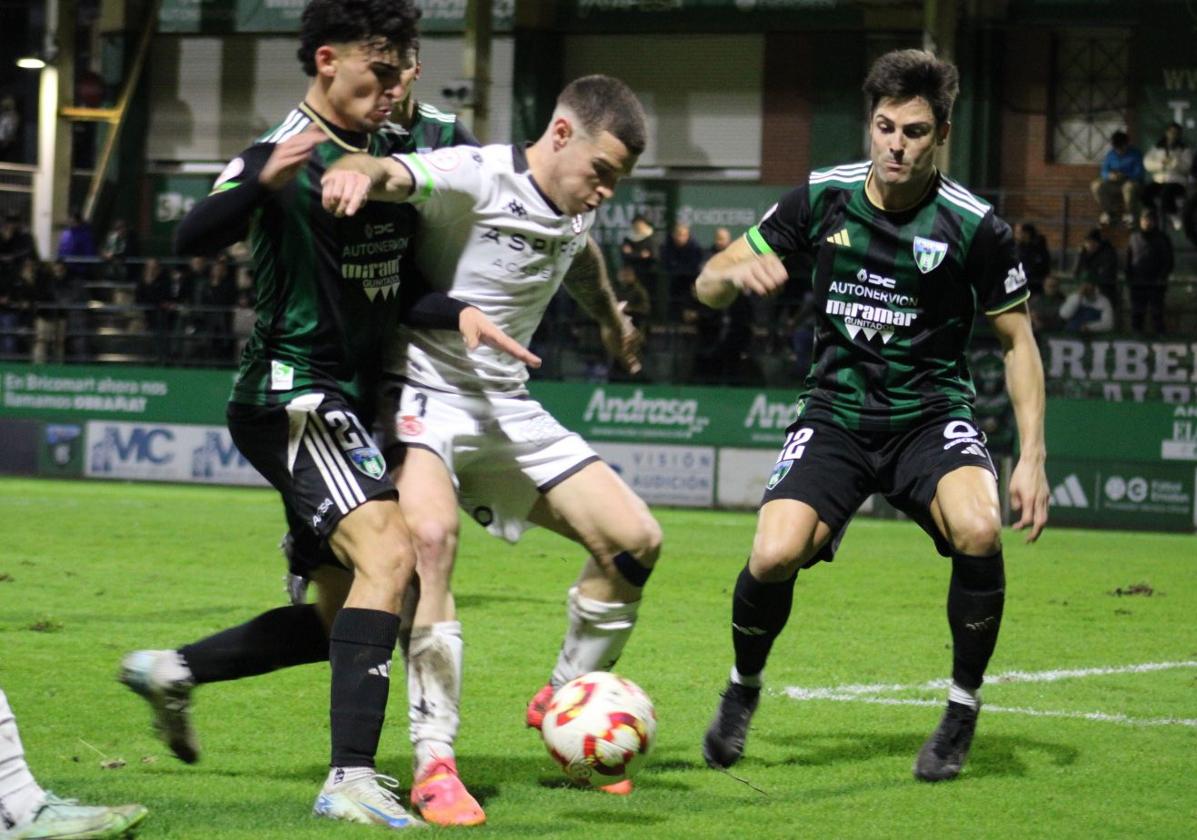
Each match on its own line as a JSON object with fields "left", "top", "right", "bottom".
{"left": 948, "top": 513, "right": 1002, "bottom": 557}
{"left": 628, "top": 514, "right": 662, "bottom": 566}
{"left": 409, "top": 516, "right": 459, "bottom": 566}
{"left": 750, "top": 532, "right": 806, "bottom": 579}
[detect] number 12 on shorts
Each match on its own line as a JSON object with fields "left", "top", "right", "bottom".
{"left": 777, "top": 427, "right": 814, "bottom": 462}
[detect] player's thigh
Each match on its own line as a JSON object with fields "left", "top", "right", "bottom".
{"left": 887, "top": 416, "right": 1002, "bottom": 557}
{"left": 530, "top": 461, "right": 662, "bottom": 562}
{"left": 749, "top": 498, "right": 832, "bottom": 581}
{"left": 929, "top": 466, "right": 1002, "bottom": 556}
{"left": 757, "top": 418, "right": 873, "bottom": 574}
{"left": 328, "top": 497, "right": 415, "bottom": 592}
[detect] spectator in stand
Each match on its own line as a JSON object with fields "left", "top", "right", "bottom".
{"left": 1073, "top": 227, "right": 1119, "bottom": 314}
{"left": 0, "top": 212, "right": 37, "bottom": 286}
{"left": 135, "top": 257, "right": 169, "bottom": 361}
{"left": 709, "top": 226, "right": 732, "bottom": 257}
{"left": 13, "top": 258, "right": 56, "bottom": 362}
{"left": 48, "top": 258, "right": 87, "bottom": 360}
{"left": 661, "top": 222, "right": 706, "bottom": 322}
{"left": 1090, "top": 130, "right": 1145, "bottom": 227}
{"left": 0, "top": 95, "right": 20, "bottom": 161}
{"left": 0, "top": 259, "right": 17, "bottom": 356}
{"left": 1015, "top": 223, "right": 1051, "bottom": 296}
{"left": 1059, "top": 279, "right": 1114, "bottom": 334}
{"left": 613, "top": 264, "right": 651, "bottom": 332}
{"left": 1126, "top": 208, "right": 1173, "bottom": 335}
{"left": 1029, "top": 274, "right": 1067, "bottom": 333}
{"left": 1143, "top": 121, "right": 1193, "bottom": 232}
{"left": 100, "top": 217, "right": 137, "bottom": 288}
{"left": 56, "top": 211, "right": 96, "bottom": 259}
{"left": 232, "top": 290, "right": 256, "bottom": 360}
{"left": 57, "top": 211, "right": 97, "bottom": 296}
{"left": 619, "top": 214, "right": 657, "bottom": 287}
{"left": 198, "top": 253, "right": 237, "bottom": 360}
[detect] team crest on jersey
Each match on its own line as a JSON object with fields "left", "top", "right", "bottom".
{"left": 766, "top": 460, "right": 793, "bottom": 490}
{"left": 398, "top": 414, "right": 424, "bottom": 437}
{"left": 349, "top": 446, "right": 386, "bottom": 480}
{"left": 912, "top": 236, "right": 948, "bottom": 273}
{"left": 571, "top": 215, "right": 586, "bottom": 234}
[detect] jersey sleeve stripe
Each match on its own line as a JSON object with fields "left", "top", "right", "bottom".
{"left": 397, "top": 154, "right": 436, "bottom": 202}
{"left": 984, "top": 290, "right": 1031, "bottom": 315}
{"left": 938, "top": 188, "right": 987, "bottom": 219}
{"left": 746, "top": 225, "right": 774, "bottom": 255}
{"left": 939, "top": 180, "right": 990, "bottom": 216}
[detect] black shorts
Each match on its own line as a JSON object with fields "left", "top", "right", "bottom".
{"left": 761, "top": 414, "right": 997, "bottom": 563}
{"left": 228, "top": 393, "right": 396, "bottom": 542}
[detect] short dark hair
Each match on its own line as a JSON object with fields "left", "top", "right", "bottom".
{"left": 297, "top": 0, "right": 421, "bottom": 77}
{"left": 558, "top": 75, "right": 647, "bottom": 156}
{"left": 1110, "top": 130, "right": 1129, "bottom": 148}
{"left": 863, "top": 49, "right": 960, "bottom": 126}
{"left": 1085, "top": 228, "right": 1103, "bottom": 244}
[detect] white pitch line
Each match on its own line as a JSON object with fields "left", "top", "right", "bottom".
{"left": 783, "top": 661, "right": 1197, "bottom": 728}
{"left": 781, "top": 691, "right": 1197, "bottom": 728}
{"left": 787, "top": 661, "right": 1197, "bottom": 698}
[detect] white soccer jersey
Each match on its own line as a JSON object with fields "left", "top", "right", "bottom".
{"left": 383, "top": 143, "right": 594, "bottom": 395}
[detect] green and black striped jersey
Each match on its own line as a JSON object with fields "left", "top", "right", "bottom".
{"left": 749, "top": 162, "right": 1029, "bottom": 432}
{"left": 378, "top": 101, "right": 478, "bottom": 155}
{"left": 181, "top": 103, "right": 439, "bottom": 409}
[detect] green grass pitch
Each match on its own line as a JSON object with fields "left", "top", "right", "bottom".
{"left": 1, "top": 477, "right": 1194, "bottom": 838}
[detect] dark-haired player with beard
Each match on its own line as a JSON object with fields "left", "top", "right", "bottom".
{"left": 117, "top": 0, "right": 531, "bottom": 830}
{"left": 696, "top": 49, "right": 1049, "bottom": 783}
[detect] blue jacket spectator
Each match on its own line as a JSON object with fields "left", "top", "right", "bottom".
{"left": 1091, "top": 131, "right": 1145, "bottom": 227}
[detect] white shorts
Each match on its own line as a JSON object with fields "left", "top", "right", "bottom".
{"left": 387, "top": 385, "right": 600, "bottom": 542}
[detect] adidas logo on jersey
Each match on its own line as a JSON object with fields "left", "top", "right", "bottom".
{"left": 825, "top": 229, "right": 851, "bottom": 247}
{"left": 960, "top": 443, "right": 986, "bottom": 457}
{"left": 1050, "top": 474, "right": 1089, "bottom": 508}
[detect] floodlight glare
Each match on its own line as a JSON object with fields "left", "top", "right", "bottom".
{"left": 17, "top": 56, "right": 47, "bottom": 70}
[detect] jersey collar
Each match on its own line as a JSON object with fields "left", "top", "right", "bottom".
{"left": 298, "top": 101, "right": 371, "bottom": 153}
{"left": 512, "top": 143, "right": 565, "bottom": 216}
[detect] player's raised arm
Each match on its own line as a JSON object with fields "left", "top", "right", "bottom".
{"left": 694, "top": 235, "right": 788, "bottom": 309}
{"left": 563, "top": 236, "right": 643, "bottom": 374}
{"left": 990, "top": 304, "right": 1049, "bottom": 542}
{"left": 321, "top": 153, "right": 415, "bottom": 217}
{"left": 176, "top": 126, "right": 327, "bottom": 255}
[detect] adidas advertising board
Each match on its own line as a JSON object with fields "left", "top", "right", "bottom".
{"left": 1046, "top": 459, "right": 1196, "bottom": 531}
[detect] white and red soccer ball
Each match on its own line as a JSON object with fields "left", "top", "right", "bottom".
{"left": 539, "top": 671, "right": 656, "bottom": 786}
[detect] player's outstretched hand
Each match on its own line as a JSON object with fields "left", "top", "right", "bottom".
{"left": 730, "top": 252, "right": 788, "bottom": 297}
{"left": 259, "top": 125, "right": 325, "bottom": 191}
{"left": 601, "top": 301, "right": 643, "bottom": 375}
{"left": 459, "top": 307, "right": 542, "bottom": 368}
{"left": 1009, "top": 457, "right": 1049, "bottom": 542}
{"left": 321, "top": 168, "right": 373, "bottom": 218}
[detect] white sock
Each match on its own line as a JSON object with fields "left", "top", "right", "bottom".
{"left": 408, "top": 621, "right": 462, "bottom": 778}
{"left": 324, "top": 766, "right": 374, "bottom": 788}
{"left": 948, "top": 681, "right": 980, "bottom": 709}
{"left": 730, "top": 666, "right": 763, "bottom": 689}
{"left": 0, "top": 690, "right": 46, "bottom": 831}
{"left": 550, "top": 587, "right": 640, "bottom": 688}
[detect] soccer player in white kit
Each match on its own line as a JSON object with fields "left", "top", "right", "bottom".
{"left": 323, "top": 75, "right": 660, "bottom": 815}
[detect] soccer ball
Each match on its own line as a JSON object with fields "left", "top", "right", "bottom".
{"left": 540, "top": 671, "right": 656, "bottom": 786}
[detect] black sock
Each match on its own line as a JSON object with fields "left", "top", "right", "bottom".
{"left": 329, "top": 608, "right": 399, "bottom": 768}
{"left": 731, "top": 562, "right": 797, "bottom": 680}
{"left": 947, "top": 550, "right": 1005, "bottom": 691}
{"left": 179, "top": 605, "right": 329, "bottom": 684}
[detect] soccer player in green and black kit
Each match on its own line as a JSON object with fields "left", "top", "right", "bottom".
{"left": 698, "top": 49, "right": 1049, "bottom": 783}
{"left": 117, "top": 1, "right": 530, "bottom": 831}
